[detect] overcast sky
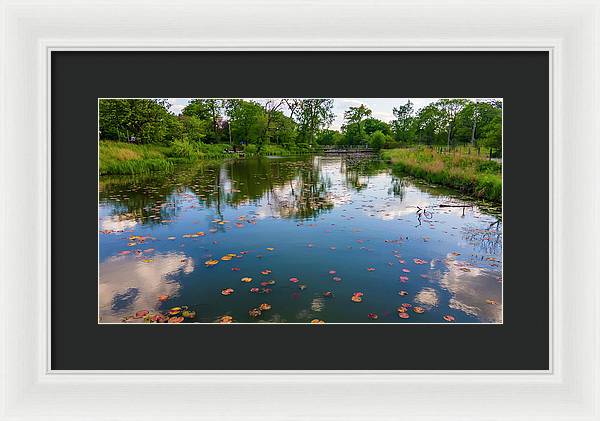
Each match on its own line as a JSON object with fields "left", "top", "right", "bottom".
{"left": 166, "top": 98, "right": 498, "bottom": 131}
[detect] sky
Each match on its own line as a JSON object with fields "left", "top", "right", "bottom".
{"left": 165, "top": 98, "right": 488, "bottom": 131}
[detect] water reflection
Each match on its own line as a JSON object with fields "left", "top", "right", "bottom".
{"left": 99, "top": 252, "right": 194, "bottom": 322}
{"left": 99, "top": 156, "right": 503, "bottom": 324}
{"left": 439, "top": 253, "right": 502, "bottom": 323}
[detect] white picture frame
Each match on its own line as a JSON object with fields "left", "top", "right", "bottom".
{"left": 1, "top": 0, "right": 598, "bottom": 419}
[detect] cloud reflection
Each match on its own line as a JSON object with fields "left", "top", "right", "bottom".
{"left": 439, "top": 253, "right": 502, "bottom": 323}
{"left": 99, "top": 252, "right": 194, "bottom": 322}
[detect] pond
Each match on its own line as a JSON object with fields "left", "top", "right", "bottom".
{"left": 99, "top": 155, "right": 502, "bottom": 324}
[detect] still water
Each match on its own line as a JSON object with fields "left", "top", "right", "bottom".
{"left": 99, "top": 156, "right": 502, "bottom": 324}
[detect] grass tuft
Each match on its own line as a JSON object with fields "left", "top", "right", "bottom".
{"left": 382, "top": 147, "right": 502, "bottom": 202}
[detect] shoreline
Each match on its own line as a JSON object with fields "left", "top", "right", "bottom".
{"left": 381, "top": 148, "right": 502, "bottom": 203}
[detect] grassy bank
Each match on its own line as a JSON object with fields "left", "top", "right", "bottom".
{"left": 99, "top": 141, "right": 317, "bottom": 175}
{"left": 382, "top": 147, "right": 502, "bottom": 202}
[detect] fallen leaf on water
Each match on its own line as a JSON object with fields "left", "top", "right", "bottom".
{"left": 311, "top": 319, "right": 325, "bottom": 324}
{"left": 368, "top": 313, "right": 378, "bottom": 320}
{"left": 328, "top": 270, "right": 336, "bottom": 274}
{"left": 231, "top": 267, "right": 241, "bottom": 271}
{"left": 413, "top": 258, "right": 427, "bottom": 265}
{"left": 402, "top": 268, "right": 411, "bottom": 273}
{"left": 351, "top": 292, "right": 364, "bottom": 302}
{"left": 289, "top": 277, "right": 299, "bottom": 283}
{"left": 443, "top": 315, "right": 455, "bottom": 322}
{"left": 260, "top": 269, "right": 272, "bottom": 275}
{"left": 169, "top": 307, "right": 182, "bottom": 315}
{"left": 398, "top": 313, "right": 410, "bottom": 319}
{"left": 323, "top": 291, "right": 333, "bottom": 297}
{"left": 486, "top": 299, "right": 498, "bottom": 305}
{"left": 205, "top": 259, "right": 219, "bottom": 266}
{"left": 266, "top": 247, "right": 274, "bottom": 251}
{"left": 142, "top": 259, "right": 153, "bottom": 263}
{"left": 241, "top": 277, "right": 253, "bottom": 283}
{"left": 259, "top": 303, "right": 271, "bottom": 311}
{"left": 221, "top": 288, "right": 234, "bottom": 296}
{"left": 168, "top": 316, "right": 184, "bottom": 323}
{"left": 167, "top": 236, "right": 176, "bottom": 240}
{"left": 332, "top": 276, "right": 342, "bottom": 282}
{"left": 221, "top": 255, "right": 233, "bottom": 261}
{"left": 218, "top": 315, "right": 233, "bottom": 324}
{"left": 367, "top": 267, "right": 376, "bottom": 272}
{"left": 248, "top": 308, "right": 262, "bottom": 317}
{"left": 158, "top": 294, "right": 169, "bottom": 302}
{"left": 261, "top": 288, "right": 272, "bottom": 294}
{"left": 413, "top": 306, "right": 425, "bottom": 314}
{"left": 250, "top": 287, "right": 260, "bottom": 293}
{"left": 182, "top": 310, "right": 196, "bottom": 319}
{"left": 134, "top": 310, "right": 149, "bottom": 318}
{"left": 397, "top": 307, "right": 407, "bottom": 313}
{"left": 399, "top": 276, "right": 409, "bottom": 282}
{"left": 399, "top": 291, "right": 408, "bottom": 296}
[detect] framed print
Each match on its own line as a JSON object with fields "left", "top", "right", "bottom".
{"left": 1, "top": 0, "right": 599, "bottom": 420}
{"left": 53, "top": 51, "right": 545, "bottom": 371}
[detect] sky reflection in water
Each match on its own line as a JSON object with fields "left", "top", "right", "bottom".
{"left": 99, "top": 156, "right": 502, "bottom": 323}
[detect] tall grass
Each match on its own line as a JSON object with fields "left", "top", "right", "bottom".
{"left": 382, "top": 147, "right": 502, "bottom": 202}
{"left": 99, "top": 140, "right": 315, "bottom": 176}
{"left": 99, "top": 142, "right": 175, "bottom": 175}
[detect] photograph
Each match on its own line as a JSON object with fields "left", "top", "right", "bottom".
{"left": 98, "top": 98, "right": 503, "bottom": 324}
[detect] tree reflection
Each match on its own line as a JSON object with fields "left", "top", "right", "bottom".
{"left": 461, "top": 221, "right": 503, "bottom": 255}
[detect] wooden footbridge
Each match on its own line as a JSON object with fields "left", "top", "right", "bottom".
{"left": 321, "top": 146, "right": 374, "bottom": 154}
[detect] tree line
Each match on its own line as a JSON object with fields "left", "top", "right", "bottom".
{"left": 99, "top": 98, "right": 502, "bottom": 151}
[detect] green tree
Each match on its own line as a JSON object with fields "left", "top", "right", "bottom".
{"left": 342, "top": 104, "right": 372, "bottom": 145}
{"left": 316, "top": 129, "right": 343, "bottom": 145}
{"left": 436, "top": 98, "right": 469, "bottom": 147}
{"left": 99, "top": 99, "right": 177, "bottom": 144}
{"left": 287, "top": 99, "right": 335, "bottom": 146}
{"left": 225, "top": 99, "right": 267, "bottom": 146}
{"left": 363, "top": 118, "right": 391, "bottom": 136}
{"left": 391, "top": 100, "right": 414, "bottom": 142}
{"left": 368, "top": 130, "right": 386, "bottom": 151}
{"left": 182, "top": 99, "right": 223, "bottom": 143}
